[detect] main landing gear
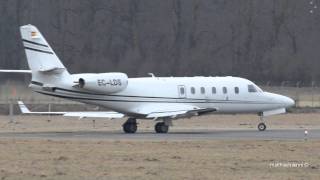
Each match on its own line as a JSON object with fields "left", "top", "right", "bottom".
{"left": 258, "top": 116, "right": 267, "bottom": 131}
{"left": 122, "top": 118, "right": 137, "bottom": 133}
{"left": 155, "top": 119, "right": 172, "bottom": 133}
{"left": 155, "top": 122, "right": 169, "bottom": 133}
{"left": 122, "top": 118, "right": 172, "bottom": 134}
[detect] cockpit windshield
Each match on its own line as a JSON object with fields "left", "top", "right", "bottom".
{"left": 248, "top": 84, "right": 263, "bottom": 93}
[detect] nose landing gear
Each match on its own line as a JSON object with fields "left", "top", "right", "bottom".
{"left": 258, "top": 122, "right": 266, "bottom": 131}
{"left": 258, "top": 115, "right": 267, "bottom": 131}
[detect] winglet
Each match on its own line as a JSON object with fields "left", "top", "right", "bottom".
{"left": 17, "top": 101, "right": 31, "bottom": 114}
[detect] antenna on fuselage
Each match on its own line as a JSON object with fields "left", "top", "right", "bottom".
{"left": 148, "top": 73, "right": 156, "bottom": 78}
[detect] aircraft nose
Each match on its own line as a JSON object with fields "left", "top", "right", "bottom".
{"left": 282, "top": 96, "right": 295, "bottom": 108}
{"left": 265, "top": 92, "right": 295, "bottom": 108}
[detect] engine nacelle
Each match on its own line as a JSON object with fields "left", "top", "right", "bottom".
{"left": 75, "top": 73, "right": 128, "bottom": 94}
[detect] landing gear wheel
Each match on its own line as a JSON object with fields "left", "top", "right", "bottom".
{"left": 123, "top": 123, "right": 137, "bottom": 133}
{"left": 123, "top": 118, "right": 137, "bottom": 133}
{"left": 258, "top": 122, "right": 266, "bottom": 131}
{"left": 155, "top": 122, "right": 169, "bottom": 133}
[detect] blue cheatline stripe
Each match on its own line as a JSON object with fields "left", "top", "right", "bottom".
{"left": 30, "top": 81, "right": 280, "bottom": 104}
{"left": 25, "top": 46, "right": 53, "bottom": 54}
{"left": 22, "top": 39, "right": 48, "bottom": 47}
{"left": 36, "top": 90, "right": 278, "bottom": 105}
{"left": 30, "top": 81, "right": 276, "bottom": 103}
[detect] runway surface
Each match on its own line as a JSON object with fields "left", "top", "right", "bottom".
{"left": 0, "top": 129, "right": 319, "bottom": 140}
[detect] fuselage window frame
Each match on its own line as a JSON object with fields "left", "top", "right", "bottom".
{"left": 180, "top": 87, "right": 185, "bottom": 95}
{"left": 248, "top": 84, "right": 257, "bottom": 93}
{"left": 191, "top": 87, "right": 195, "bottom": 94}
{"left": 223, "top": 87, "right": 227, "bottom": 94}
{"left": 201, "top": 87, "right": 205, "bottom": 94}
{"left": 212, "top": 87, "right": 216, "bottom": 94}
{"left": 235, "top": 87, "right": 239, "bottom": 94}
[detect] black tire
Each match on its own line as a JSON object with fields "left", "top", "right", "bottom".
{"left": 123, "top": 123, "right": 137, "bottom": 133}
{"left": 258, "top": 123, "right": 266, "bottom": 131}
{"left": 155, "top": 122, "right": 169, "bottom": 133}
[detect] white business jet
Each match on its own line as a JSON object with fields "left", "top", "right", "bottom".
{"left": 0, "top": 25, "right": 294, "bottom": 133}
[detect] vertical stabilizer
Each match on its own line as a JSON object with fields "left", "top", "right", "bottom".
{"left": 20, "top": 25, "right": 69, "bottom": 78}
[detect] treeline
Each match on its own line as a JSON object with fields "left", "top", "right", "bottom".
{"left": 0, "top": 0, "right": 319, "bottom": 84}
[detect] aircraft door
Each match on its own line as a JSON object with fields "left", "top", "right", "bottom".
{"left": 178, "top": 85, "right": 186, "bottom": 98}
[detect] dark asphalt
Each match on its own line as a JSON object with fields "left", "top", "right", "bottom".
{"left": 0, "top": 129, "right": 319, "bottom": 141}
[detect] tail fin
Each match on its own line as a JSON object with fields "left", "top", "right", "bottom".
{"left": 20, "top": 25, "right": 69, "bottom": 78}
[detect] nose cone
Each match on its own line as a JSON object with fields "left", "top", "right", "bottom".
{"left": 265, "top": 92, "right": 295, "bottom": 108}
{"left": 282, "top": 96, "right": 295, "bottom": 108}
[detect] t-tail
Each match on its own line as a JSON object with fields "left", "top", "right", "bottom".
{"left": 20, "top": 24, "right": 70, "bottom": 82}
{"left": 1, "top": 24, "right": 128, "bottom": 93}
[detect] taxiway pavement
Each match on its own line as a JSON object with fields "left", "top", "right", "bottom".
{"left": 0, "top": 129, "right": 319, "bottom": 141}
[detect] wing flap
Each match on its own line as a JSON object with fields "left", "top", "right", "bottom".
{"left": 144, "top": 104, "right": 217, "bottom": 119}
{"left": 146, "top": 110, "right": 188, "bottom": 118}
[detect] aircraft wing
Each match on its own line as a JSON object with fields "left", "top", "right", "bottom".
{"left": 17, "top": 101, "right": 124, "bottom": 119}
{"left": 63, "top": 112, "right": 124, "bottom": 118}
{"left": 0, "top": 70, "right": 32, "bottom": 73}
{"left": 143, "top": 104, "right": 217, "bottom": 119}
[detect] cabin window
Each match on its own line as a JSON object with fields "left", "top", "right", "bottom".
{"left": 248, "top": 84, "right": 257, "bottom": 93}
{"left": 212, "top": 87, "right": 216, "bottom": 94}
{"left": 223, "top": 87, "right": 227, "bottom": 94}
{"left": 180, "top": 87, "right": 185, "bottom": 95}
{"left": 191, "top": 87, "right": 195, "bottom": 94}
{"left": 201, "top": 87, "right": 205, "bottom": 94}
{"left": 235, "top": 87, "right": 239, "bottom": 94}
